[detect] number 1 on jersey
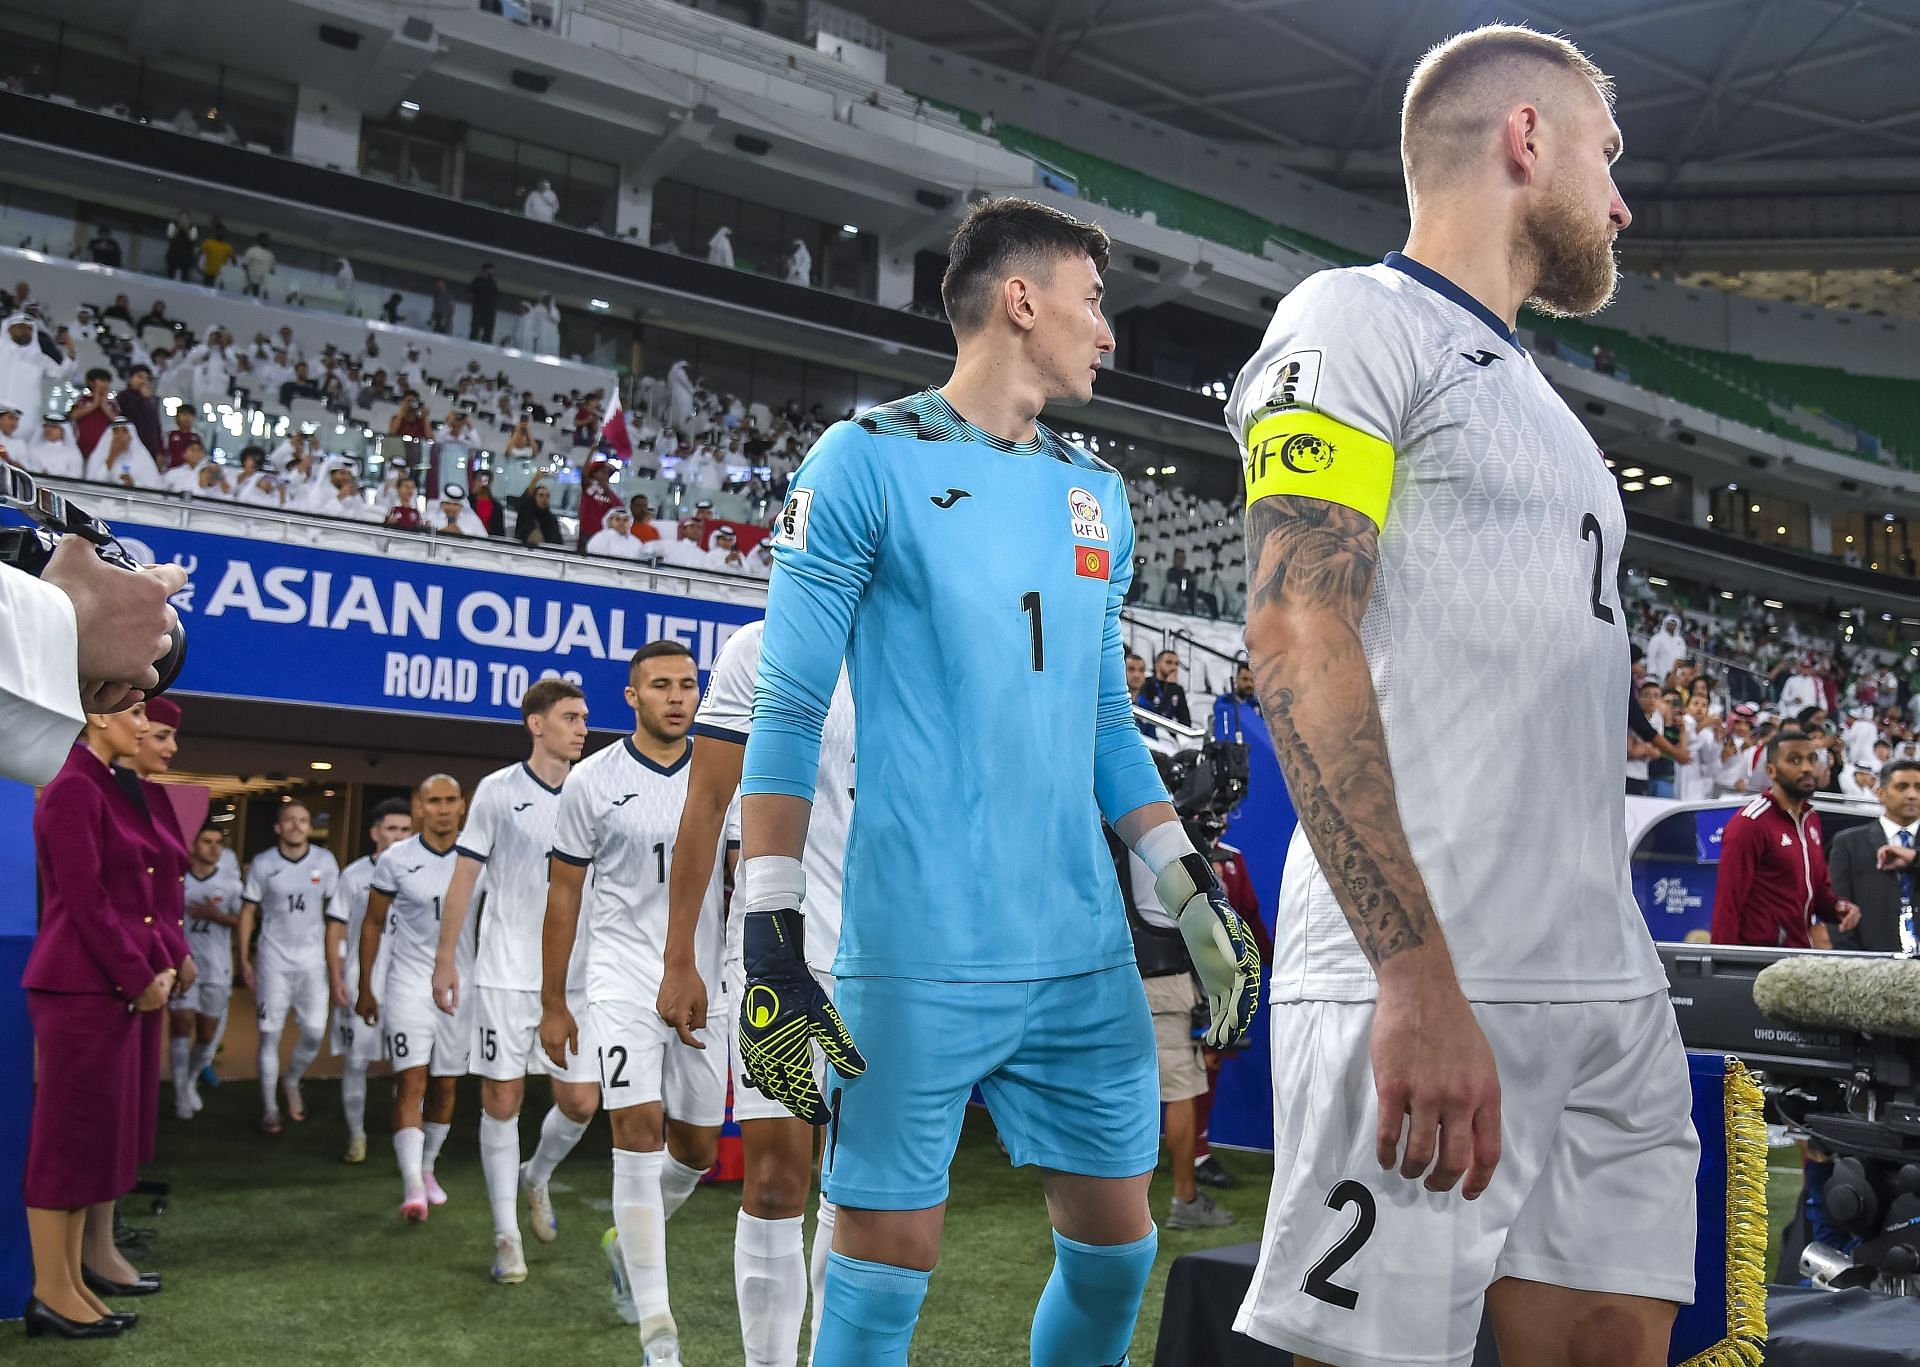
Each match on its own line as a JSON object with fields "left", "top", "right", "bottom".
{"left": 1021, "top": 591, "right": 1044, "bottom": 672}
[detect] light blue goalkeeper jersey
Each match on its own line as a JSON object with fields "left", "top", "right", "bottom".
{"left": 742, "top": 389, "right": 1169, "bottom": 982}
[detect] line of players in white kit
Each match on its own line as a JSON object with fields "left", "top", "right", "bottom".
{"left": 172, "top": 622, "right": 853, "bottom": 1367}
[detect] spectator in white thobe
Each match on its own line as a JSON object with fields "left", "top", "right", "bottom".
{"left": 585, "top": 508, "right": 650, "bottom": 561}
{"left": 785, "top": 239, "right": 812, "bottom": 286}
{"left": 523, "top": 180, "right": 560, "bottom": 223}
{"left": 0, "top": 313, "right": 74, "bottom": 422}
{"left": 707, "top": 227, "right": 734, "bottom": 268}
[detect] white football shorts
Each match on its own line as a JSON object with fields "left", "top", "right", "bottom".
{"left": 1235, "top": 991, "right": 1698, "bottom": 1367}
{"left": 254, "top": 959, "right": 329, "bottom": 1036}
{"left": 587, "top": 995, "right": 726, "bottom": 1124}
{"left": 332, "top": 1004, "right": 384, "bottom": 1064}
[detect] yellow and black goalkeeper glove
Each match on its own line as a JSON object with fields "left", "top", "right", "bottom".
{"left": 1155, "top": 852, "right": 1261, "bottom": 1047}
{"left": 738, "top": 907, "right": 865, "bottom": 1125}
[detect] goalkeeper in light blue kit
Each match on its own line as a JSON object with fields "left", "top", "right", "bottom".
{"left": 737, "top": 197, "right": 1262, "bottom": 1366}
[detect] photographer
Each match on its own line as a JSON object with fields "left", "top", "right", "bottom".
{"left": 2, "top": 532, "right": 186, "bottom": 786}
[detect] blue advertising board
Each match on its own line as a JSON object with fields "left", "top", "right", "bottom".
{"left": 108, "top": 521, "right": 764, "bottom": 722}
{"left": 1695, "top": 806, "right": 1735, "bottom": 863}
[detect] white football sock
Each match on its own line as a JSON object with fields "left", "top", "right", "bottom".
{"left": 286, "top": 1026, "right": 324, "bottom": 1084}
{"left": 395, "top": 1125, "right": 425, "bottom": 1197}
{"left": 661, "top": 1153, "right": 706, "bottom": 1219}
{"left": 736, "top": 1210, "right": 806, "bottom": 1367}
{"left": 479, "top": 1114, "right": 522, "bottom": 1242}
{"left": 524, "top": 1106, "right": 589, "bottom": 1187}
{"left": 612, "top": 1148, "right": 672, "bottom": 1333}
{"left": 170, "top": 1036, "right": 191, "bottom": 1097}
{"left": 341, "top": 1058, "right": 368, "bottom": 1138}
{"left": 187, "top": 1037, "right": 218, "bottom": 1083}
{"left": 422, "top": 1120, "right": 451, "bottom": 1176}
{"left": 257, "top": 1030, "right": 282, "bottom": 1115}
{"left": 809, "top": 1197, "right": 836, "bottom": 1358}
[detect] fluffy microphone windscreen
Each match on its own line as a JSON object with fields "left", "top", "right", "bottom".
{"left": 1753, "top": 955, "right": 1920, "bottom": 1040}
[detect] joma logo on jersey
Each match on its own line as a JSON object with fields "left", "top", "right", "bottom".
{"left": 1246, "top": 430, "right": 1337, "bottom": 483}
{"left": 1067, "top": 486, "right": 1108, "bottom": 542}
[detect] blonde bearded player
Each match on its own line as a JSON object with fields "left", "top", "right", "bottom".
{"left": 656, "top": 618, "right": 854, "bottom": 1366}
{"left": 1228, "top": 26, "right": 1697, "bottom": 1367}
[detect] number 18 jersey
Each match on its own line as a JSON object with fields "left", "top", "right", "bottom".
{"left": 1225, "top": 256, "right": 1664, "bottom": 1006}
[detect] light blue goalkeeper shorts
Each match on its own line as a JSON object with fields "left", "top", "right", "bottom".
{"left": 821, "top": 966, "right": 1159, "bottom": 1210}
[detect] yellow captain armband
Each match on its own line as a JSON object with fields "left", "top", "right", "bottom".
{"left": 1241, "top": 406, "right": 1394, "bottom": 528}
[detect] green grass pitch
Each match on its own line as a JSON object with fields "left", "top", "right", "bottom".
{"left": 38, "top": 1079, "right": 1810, "bottom": 1363}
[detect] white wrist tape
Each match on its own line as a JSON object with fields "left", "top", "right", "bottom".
{"left": 1134, "top": 820, "right": 1198, "bottom": 878}
{"left": 740, "top": 855, "right": 806, "bottom": 917}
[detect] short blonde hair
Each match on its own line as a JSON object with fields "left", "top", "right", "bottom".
{"left": 1401, "top": 25, "right": 1613, "bottom": 201}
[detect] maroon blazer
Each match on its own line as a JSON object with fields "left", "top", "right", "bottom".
{"left": 24, "top": 746, "right": 169, "bottom": 1000}
{"left": 130, "top": 773, "right": 191, "bottom": 968}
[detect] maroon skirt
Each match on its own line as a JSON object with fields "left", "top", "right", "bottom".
{"left": 137, "top": 1005, "right": 161, "bottom": 1164}
{"left": 25, "top": 990, "right": 140, "bottom": 1209}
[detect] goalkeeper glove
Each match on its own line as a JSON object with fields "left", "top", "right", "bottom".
{"left": 1155, "top": 851, "right": 1261, "bottom": 1047}
{"left": 739, "top": 906, "right": 866, "bottom": 1126}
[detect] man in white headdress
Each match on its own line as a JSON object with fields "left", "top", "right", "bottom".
{"left": 86, "top": 416, "right": 165, "bottom": 489}
{"left": 428, "top": 483, "right": 488, "bottom": 537}
{"left": 21, "top": 415, "right": 84, "bottom": 479}
{"left": 707, "top": 226, "right": 734, "bottom": 268}
{"left": 784, "top": 239, "right": 812, "bottom": 286}
{"left": 523, "top": 179, "right": 560, "bottom": 224}
{"left": 666, "top": 360, "right": 696, "bottom": 434}
{"left": 0, "top": 312, "right": 74, "bottom": 420}
{"left": 585, "top": 506, "right": 649, "bottom": 561}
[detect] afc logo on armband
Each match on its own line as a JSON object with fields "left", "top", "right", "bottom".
{"left": 1244, "top": 428, "right": 1338, "bottom": 487}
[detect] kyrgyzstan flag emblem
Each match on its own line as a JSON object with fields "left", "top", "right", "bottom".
{"left": 1074, "top": 544, "right": 1110, "bottom": 580}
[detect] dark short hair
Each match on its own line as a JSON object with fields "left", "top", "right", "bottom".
{"left": 1794, "top": 706, "right": 1824, "bottom": 727}
{"left": 940, "top": 197, "right": 1110, "bottom": 336}
{"left": 195, "top": 823, "right": 224, "bottom": 840}
{"left": 366, "top": 797, "right": 410, "bottom": 832}
{"left": 628, "top": 638, "right": 694, "bottom": 684}
{"left": 85, "top": 366, "right": 112, "bottom": 385}
{"left": 1881, "top": 759, "right": 1920, "bottom": 788}
{"left": 128, "top": 363, "right": 152, "bottom": 379}
{"left": 1767, "top": 726, "right": 1813, "bottom": 764}
{"left": 521, "top": 677, "right": 585, "bottom": 721}
{"left": 1155, "top": 649, "right": 1178, "bottom": 663}
{"left": 1636, "top": 677, "right": 1661, "bottom": 694}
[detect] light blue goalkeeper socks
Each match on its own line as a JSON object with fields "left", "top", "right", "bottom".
{"left": 812, "top": 1250, "right": 930, "bottom": 1366}
{"left": 1030, "top": 1227, "right": 1159, "bottom": 1367}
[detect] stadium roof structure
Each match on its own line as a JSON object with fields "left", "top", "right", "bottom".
{"left": 854, "top": 0, "right": 1920, "bottom": 264}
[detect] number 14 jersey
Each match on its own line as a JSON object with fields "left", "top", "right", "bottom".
{"left": 1225, "top": 256, "right": 1665, "bottom": 1005}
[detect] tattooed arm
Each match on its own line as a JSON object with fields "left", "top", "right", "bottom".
{"left": 1243, "top": 493, "right": 1502, "bottom": 1198}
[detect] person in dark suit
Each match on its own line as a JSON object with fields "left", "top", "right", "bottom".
{"left": 22, "top": 710, "right": 176, "bottom": 1339}
{"left": 1831, "top": 758, "right": 1920, "bottom": 954}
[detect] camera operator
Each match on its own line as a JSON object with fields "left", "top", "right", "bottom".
{"left": 2, "top": 536, "right": 186, "bottom": 785}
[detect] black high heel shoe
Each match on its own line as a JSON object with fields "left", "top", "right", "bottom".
{"left": 80, "top": 1266, "right": 161, "bottom": 1297}
{"left": 101, "top": 1311, "right": 139, "bottom": 1331}
{"left": 22, "top": 1297, "right": 125, "bottom": 1339}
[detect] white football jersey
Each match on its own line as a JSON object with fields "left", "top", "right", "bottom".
{"left": 457, "top": 762, "right": 565, "bottom": 992}
{"left": 1227, "top": 257, "right": 1665, "bottom": 1005}
{"left": 243, "top": 845, "right": 341, "bottom": 974}
{"left": 324, "top": 853, "right": 387, "bottom": 998}
{"left": 184, "top": 862, "right": 245, "bottom": 982}
{"left": 550, "top": 737, "right": 724, "bottom": 1007}
{"left": 369, "top": 835, "right": 462, "bottom": 1003}
{"left": 694, "top": 618, "right": 855, "bottom": 974}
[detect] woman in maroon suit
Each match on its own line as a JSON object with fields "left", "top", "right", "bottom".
{"left": 119, "top": 698, "right": 194, "bottom": 1157}
{"left": 22, "top": 709, "right": 176, "bottom": 1340}
{"left": 75, "top": 694, "right": 196, "bottom": 1299}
